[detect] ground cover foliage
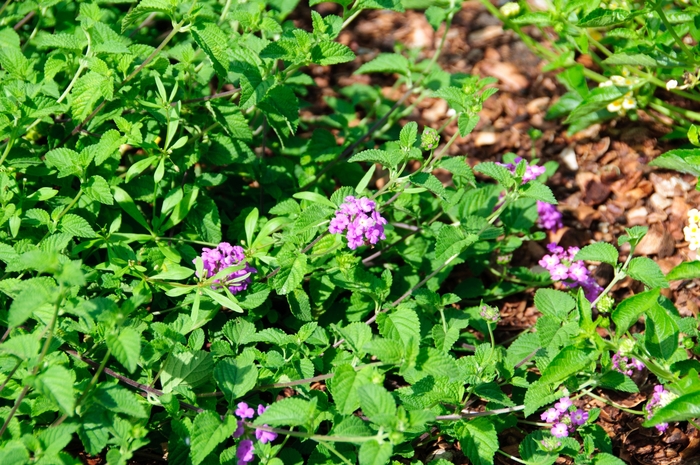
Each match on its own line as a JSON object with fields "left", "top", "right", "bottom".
{"left": 0, "top": 0, "right": 699, "bottom": 464}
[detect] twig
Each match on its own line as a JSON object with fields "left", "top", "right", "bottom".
{"left": 13, "top": 10, "right": 34, "bottom": 30}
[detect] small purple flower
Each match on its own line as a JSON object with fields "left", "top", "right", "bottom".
{"left": 567, "top": 262, "right": 589, "bottom": 282}
{"left": 329, "top": 196, "right": 387, "bottom": 250}
{"left": 540, "top": 408, "right": 560, "bottom": 423}
{"left": 233, "top": 420, "right": 245, "bottom": 438}
{"left": 497, "top": 157, "right": 546, "bottom": 184}
{"left": 537, "top": 201, "right": 564, "bottom": 233}
{"left": 255, "top": 426, "right": 278, "bottom": 444}
{"left": 195, "top": 243, "right": 256, "bottom": 294}
{"left": 539, "top": 243, "right": 603, "bottom": 303}
{"left": 235, "top": 402, "right": 255, "bottom": 420}
{"left": 646, "top": 385, "right": 676, "bottom": 433}
{"left": 551, "top": 422, "right": 569, "bottom": 438}
{"left": 554, "top": 397, "right": 573, "bottom": 413}
{"left": 631, "top": 358, "right": 645, "bottom": 371}
{"left": 539, "top": 254, "right": 560, "bottom": 269}
{"left": 236, "top": 439, "right": 255, "bottom": 465}
{"left": 570, "top": 409, "right": 589, "bottom": 426}
{"left": 550, "top": 264, "right": 570, "bottom": 281}
{"left": 257, "top": 404, "right": 267, "bottom": 416}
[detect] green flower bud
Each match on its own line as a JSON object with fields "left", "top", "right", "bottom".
{"left": 499, "top": 2, "right": 520, "bottom": 17}
{"left": 618, "top": 338, "right": 635, "bottom": 356}
{"left": 421, "top": 127, "right": 440, "bottom": 151}
{"left": 597, "top": 294, "right": 615, "bottom": 314}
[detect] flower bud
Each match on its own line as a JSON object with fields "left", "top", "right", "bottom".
{"left": 421, "top": 127, "right": 440, "bottom": 151}
{"left": 597, "top": 294, "right": 614, "bottom": 313}
{"left": 500, "top": 2, "right": 520, "bottom": 17}
{"left": 666, "top": 79, "right": 678, "bottom": 91}
{"left": 479, "top": 304, "right": 500, "bottom": 323}
{"left": 619, "top": 338, "right": 636, "bottom": 356}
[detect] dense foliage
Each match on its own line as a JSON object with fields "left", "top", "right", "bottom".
{"left": 0, "top": 0, "right": 699, "bottom": 464}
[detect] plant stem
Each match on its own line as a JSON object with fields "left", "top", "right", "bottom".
{"left": 246, "top": 423, "right": 386, "bottom": 443}
{"left": 582, "top": 389, "right": 645, "bottom": 415}
{"left": 496, "top": 450, "right": 528, "bottom": 464}
{"left": 654, "top": 3, "right": 694, "bottom": 64}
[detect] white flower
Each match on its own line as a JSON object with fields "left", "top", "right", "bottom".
{"left": 500, "top": 2, "right": 521, "bottom": 17}
{"left": 622, "top": 96, "right": 636, "bottom": 110}
{"left": 666, "top": 79, "right": 678, "bottom": 91}
{"left": 599, "top": 80, "right": 614, "bottom": 87}
{"left": 607, "top": 99, "right": 623, "bottom": 113}
{"left": 688, "top": 208, "right": 700, "bottom": 225}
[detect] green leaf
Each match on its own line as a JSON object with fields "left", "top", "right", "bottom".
{"left": 627, "top": 257, "right": 668, "bottom": 288}
{"left": 122, "top": 0, "right": 175, "bottom": 32}
{"left": 593, "top": 453, "right": 628, "bottom": 465}
{"left": 574, "top": 242, "right": 618, "bottom": 265}
{"left": 359, "top": 440, "right": 393, "bottom": 465}
{"left": 0, "top": 441, "right": 29, "bottom": 465}
{"left": 474, "top": 382, "right": 516, "bottom": 406}
{"left": 94, "top": 382, "right": 148, "bottom": 418}
{"left": 597, "top": 371, "right": 639, "bottom": 393}
{"left": 150, "top": 264, "right": 195, "bottom": 280}
{"left": 106, "top": 327, "right": 141, "bottom": 373}
{"left": 474, "top": 162, "right": 513, "bottom": 187}
{"left": 202, "top": 287, "right": 243, "bottom": 312}
{"left": 113, "top": 187, "right": 152, "bottom": 232}
{"left": 191, "top": 411, "right": 238, "bottom": 465}
{"left": 255, "top": 397, "right": 315, "bottom": 427}
{"left": 611, "top": 288, "right": 659, "bottom": 337}
{"left": 378, "top": 307, "right": 420, "bottom": 350}
{"left": 458, "top": 113, "right": 479, "bottom": 137}
{"left": 410, "top": 172, "right": 446, "bottom": 199}
{"left": 191, "top": 22, "right": 230, "bottom": 78}
{"left": 59, "top": 214, "right": 97, "bottom": 238}
{"left": 349, "top": 149, "right": 398, "bottom": 169}
{"left": 0, "top": 47, "right": 29, "bottom": 79}
{"left": 399, "top": 122, "right": 418, "bottom": 149}
{"left": 161, "top": 349, "right": 213, "bottom": 393}
{"left": 287, "top": 287, "right": 313, "bottom": 321}
{"left": 645, "top": 390, "right": 700, "bottom": 426}
{"left": 327, "top": 365, "right": 373, "bottom": 415}
{"left": 355, "top": 53, "right": 410, "bottom": 76}
{"left": 578, "top": 8, "right": 630, "bottom": 27}
{"left": 272, "top": 254, "right": 307, "bottom": 295}
{"left": 1, "top": 334, "right": 40, "bottom": 360}
{"left": 457, "top": 417, "right": 499, "bottom": 465}
{"left": 293, "top": 192, "right": 336, "bottom": 208}
{"left": 259, "top": 85, "right": 299, "bottom": 142}
{"left": 71, "top": 71, "right": 108, "bottom": 122}
{"left": 648, "top": 149, "right": 700, "bottom": 177}
{"left": 357, "top": 384, "right": 396, "bottom": 424}
{"left": 602, "top": 53, "right": 661, "bottom": 67}
{"left": 435, "top": 225, "right": 478, "bottom": 262}
{"left": 519, "top": 181, "right": 556, "bottom": 204}
{"left": 539, "top": 347, "right": 594, "bottom": 385}
{"left": 364, "top": 338, "right": 404, "bottom": 364}
{"left": 8, "top": 280, "right": 51, "bottom": 327}
{"left": 83, "top": 175, "right": 114, "bottom": 205}
{"left": 34, "top": 365, "right": 75, "bottom": 415}
{"left": 310, "top": 41, "right": 355, "bottom": 65}
{"left": 534, "top": 288, "right": 576, "bottom": 320}
{"left": 337, "top": 322, "right": 372, "bottom": 354}
{"left": 645, "top": 302, "right": 679, "bottom": 360}
{"left": 45, "top": 148, "right": 82, "bottom": 178}
{"left": 667, "top": 260, "right": 700, "bottom": 280}
{"left": 244, "top": 207, "right": 259, "bottom": 246}
{"left": 214, "top": 357, "right": 258, "bottom": 404}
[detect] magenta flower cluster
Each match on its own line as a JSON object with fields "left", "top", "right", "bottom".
{"left": 612, "top": 352, "right": 644, "bottom": 376}
{"left": 540, "top": 397, "right": 589, "bottom": 438}
{"left": 328, "top": 196, "right": 387, "bottom": 250}
{"left": 645, "top": 385, "right": 673, "bottom": 433}
{"left": 497, "top": 156, "right": 546, "bottom": 183}
{"left": 538, "top": 243, "right": 603, "bottom": 302}
{"left": 194, "top": 243, "right": 257, "bottom": 294}
{"left": 233, "top": 402, "right": 278, "bottom": 465}
{"left": 537, "top": 201, "right": 563, "bottom": 233}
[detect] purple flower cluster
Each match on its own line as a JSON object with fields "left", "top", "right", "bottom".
{"left": 612, "top": 352, "right": 644, "bottom": 376}
{"left": 540, "top": 397, "right": 589, "bottom": 438}
{"left": 480, "top": 305, "right": 500, "bottom": 323}
{"left": 498, "top": 157, "right": 546, "bottom": 183}
{"left": 234, "top": 402, "right": 278, "bottom": 465}
{"left": 537, "top": 201, "right": 563, "bottom": 233}
{"left": 195, "top": 243, "right": 257, "bottom": 294}
{"left": 538, "top": 243, "right": 603, "bottom": 302}
{"left": 329, "top": 196, "right": 387, "bottom": 250}
{"left": 645, "top": 385, "right": 675, "bottom": 433}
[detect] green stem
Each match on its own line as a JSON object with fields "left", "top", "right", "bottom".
{"left": 497, "top": 450, "right": 528, "bottom": 464}
{"left": 649, "top": 99, "right": 700, "bottom": 124}
{"left": 0, "top": 131, "right": 15, "bottom": 166}
{"left": 341, "top": 9, "right": 362, "bottom": 30}
{"left": 247, "top": 423, "right": 386, "bottom": 443}
{"left": 582, "top": 389, "right": 645, "bottom": 415}
{"left": 0, "top": 0, "right": 12, "bottom": 17}
{"left": 218, "top": 0, "right": 233, "bottom": 24}
{"left": 655, "top": 3, "right": 694, "bottom": 64}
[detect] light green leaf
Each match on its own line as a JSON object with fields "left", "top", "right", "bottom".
{"left": 435, "top": 225, "right": 478, "bottom": 262}
{"left": 574, "top": 242, "right": 618, "bottom": 265}
{"left": 202, "top": 287, "right": 243, "bottom": 312}
{"left": 244, "top": 208, "right": 259, "bottom": 246}
{"left": 272, "top": 254, "right": 307, "bottom": 295}
{"left": 254, "top": 397, "right": 315, "bottom": 427}
{"left": 611, "top": 288, "right": 659, "bottom": 337}
{"left": 648, "top": 149, "right": 700, "bottom": 177}
{"left": 627, "top": 257, "right": 668, "bottom": 289}
{"left": 45, "top": 148, "right": 82, "bottom": 178}
{"left": 355, "top": 53, "right": 410, "bottom": 76}
{"left": 83, "top": 175, "right": 114, "bottom": 205}
{"left": 191, "top": 411, "right": 238, "bottom": 465}
{"left": 457, "top": 417, "right": 499, "bottom": 465}
{"left": 474, "top": 162, "right": 514, "bottom": 187}
{"left": 359, "top": 440, "right": 393, "bottom": 465}
{"left": 666, "top": 260, "right": 700, "bottom": 280}
{"left": 578, "top": 8, "right": 630, "bottom": 27}
{"left": 310, "top": 41, "right": 355, "bottom": 65}
{"left": 70, "top": 71, "right": 107, "bottom": 122}
{"left": 458, "top": 113, "right": 479, "bottom": 137}
{"left": 357, "top": 384, "right": 396, "bottom": 424}
{"left": 161, "top": 349, "right": 213, "bottom": 393}
{"left": 399, "top": 122, "right": 418, "bottom": 149}
{"left": 364, "top": 338, "right": 404, "bottom": 364}
{"left": 59, "top": 213, "right": 97, "bottom": 238}
{"left": 410, "top": 172, "right": 446, "bottom": 199}
{"left": 106, "top": 327, "right": 141, "bottom": 373}
{"left": 519, "top": 181, "right": 556, "bottom": 204}
{"left": 214, "top": 357, "right": 258, "bottom": 403}
{"left": 534, "top": 288, "right": 575, "bottom": 321}
{"left": 191, "top": 22, "right": 230, "bottom": 78}
{"left": 327, "top": 365, "right": 373, "bottom": 415}
{"left": 94, "top": 382, "right": 148, "bottom": 418}
{"left": 1, "top": 334, "right": 40, "bottom": 360}
{"left": 292, "top": 192, "right": 336, "bottom": 208}
{"left": 34, "top": 365, "right": 75, "bottom": 415}
{"left": 645, "top": 302, "right": 679, "bottom": 360}
{"left": 538, "top": 346, "right": 593, "bottom": 385}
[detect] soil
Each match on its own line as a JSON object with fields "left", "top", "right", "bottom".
{"left": 78, "top": 1, "right": 700, "bottom": 464}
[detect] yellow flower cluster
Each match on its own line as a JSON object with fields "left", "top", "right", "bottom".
{"left": 598, "top": 73, "right": 638, "bottom": 115}
{"left": 684, "top": 208, "right": 700, "bottom": 251}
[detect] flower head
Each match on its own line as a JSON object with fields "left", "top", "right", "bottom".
{"left": 500, "top": 1, "right": 520, "bottom": 17}
{"left": 195, "top": 243, "right": 256, "bottom": 294}
{"left": 539, "top": 243, "right": 603, "bottom": 303}
{"left": 646, "top": 385, "right": 676, "bottom": 433}
{"left": 330, "top": 196, "right": 387, "bottom": 250}
{"left": 554, "top": 397, "right": 573, "bottom": 413}
{"left": 497, "top": 157, "right": 545, "bottom": 184}
{"left": 540, "top": 408, "right": 560, "bottom": 423}
{"left": 570, "top": 409, "right": 589, "bottom": 426}
{"left": 235, "top": 402, "right": 255, "bottom": 419}
{"left": 480, "top": 305, "right": 500, "bottom": 323}
{"left": 537, "top": 201, "right": 563, "bottom": 233}
{"left": 255, "top": 427, "right": 278, "bottom": 444}
{"left": 236, "top": 439, "right": 255, "bottom": 465}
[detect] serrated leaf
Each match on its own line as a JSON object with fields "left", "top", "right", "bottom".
{"left": 327, "top": 365, "right": 373, "bottom": 415}
{"left": 59, "top": 214, "right": 97, "bottom": 238}
{"left": 337, "top": 322, "right": 372, "bottom": 354}
{"left": 1, "top": 334, "right": 40, "bottom": 360}
{"left": 645, "top": 302, "right": 679, "bottom": 360}
{"left": 357, "top": 383, "right": 396, "bottom": 424}
{"left": 519, "top": 181, "right": 556, "bottom": 204}
{"left": 597, "top": 371, "right": 639, "bottom": 393}
{"left": 379, "top": 307, "right": 420, "bottom": 350}
{"left": 191, "top": 411, "right": 238, "bottom": 465}
{"left": 627, "top": 257, "right": 668, "bottom": 289}
{"left": 272, "top": 254, "right": 307, "bottom": 295}
{"left": 474, "top": 162, "right": 513, "bottom": 187}
{"left": 355, "top": 53, "right": 410, "bottom": 76}
{"left": 667, "top": 260, "right": 700, "bottom": 280}
{"left": 83, "top": 175, "right": 113, "bottom": 205}
{"left": 8, "top": 281, "right": 51, "bottom": 327}
{"left": 45, "top": 148, "right": 82, "bottom": 178}
{"left": 648, "top": 149, "right": 700, "bottom": 177}
{"left": 359, "top": 440, "right": 393, "bottom": 465}
{"left": 192, "top": 22, "right": 229, "bottom": 78}
{"left": 214, "top": 357, "right": 258, "bottom": 404}
{"left": 161, "top": 349, "right": 213, "bottom": 393}
{"left": 364, "top": 338, "right": 404, "bottom": 364}
{"left": 34, "top": 365, "right": 75, "bottom": 415}
{"left": 458, "top": 113, "right": 479, "bottom": 137}
{"left": 349, "top": 149, "right": 394, "bottom": 169}
{"left": 539, "top": 347, "right": 593, "bottom": 385}
{"left": 435, "top": 225, "right": 478, "bottom": 262}
{"left": 259, "top": 85, "right": 299, "bottom": 142}
{"left": 122, "top": 0, "right": 174, "bottom": 32}
{"left": 574, "top": 242, "right": 618, "bottom": 265}
{"left": 457, "top": 417, "right": 499, "bottom": 465}
{"left": 70, "top": 71, "right": 107, "bottom": 122}
{"left": 578, "top": 8, "right": 630, "bottom": 27}
{"left": 106, "top": 327, "right": 141, "bottom": 373}
{"left": 534, "top": 288, "right": 575, "bottom": 320}
{"left": 310, "top": 41, "right": 355, "bottom": 65}
{"left": 94, "top": 382, "right": 148, "bottom": 418}
{"left": 399, "top": 122, "right": 417, "bottom": 149}
{"left": 255, "top": 397, "right": 315, "bottom": 427}
{"left": 611, "top": 288, "right": 659, "bottom": 337}
{"left": 411, "top": 172, "right": 446, "bottom": 199}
